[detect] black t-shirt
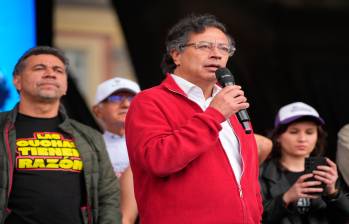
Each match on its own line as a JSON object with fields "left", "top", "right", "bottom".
{"left": 6, "top": 113, "right": 84, "bottom": 224}
{"left": 284, "top": 170, "right": 304, "bottom": 185}
{"left": 284, "top": 169, "right": 311, "bottom": 223}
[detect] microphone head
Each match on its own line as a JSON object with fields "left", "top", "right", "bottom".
{"left": 215, "top": 67, "right": 235, "bottom": 87}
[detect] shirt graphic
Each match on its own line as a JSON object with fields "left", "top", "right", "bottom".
{"left": 15, "top": 132, "right": 83, "bottom": 172}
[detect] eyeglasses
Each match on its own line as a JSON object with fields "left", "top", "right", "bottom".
{"left": 104, "top": 95, "right": 134, "bottom": 104}
{"left": 180, "top": 41, "right": 236, "bottom": 56}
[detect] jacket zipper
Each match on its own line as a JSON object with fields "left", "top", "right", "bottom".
{"left": 72, "top": 127, "right": 93, "bottom": 224}
{"left": 83, "top": 203, "right": 92, "bottom": 224}
{"left": 4, "top": 122, "right": 14, "bottom": 198}
{"left": 227, "top": 120, "right": 245, "bottom": 194}
{"left": 228, "top": 119, "right": 247, "bottom": 223}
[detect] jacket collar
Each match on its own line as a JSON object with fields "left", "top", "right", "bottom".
{"left": 5, "top": 104, "right": 20, "bottom": 123}
{"left": 261, "top": 158, "right": 293, "bottom": 195}
{"left": 162, "top": 73, "right": 248, "bottom": 133}
{"left": 261, "top": 158, "right": 284, "bottom": 183}
{"left": 161, "top": 73, "right": 187, "bottom": 96}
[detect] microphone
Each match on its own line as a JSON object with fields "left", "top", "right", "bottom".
{"left": 215, "top": 67, "right": 252, "bottom": 134}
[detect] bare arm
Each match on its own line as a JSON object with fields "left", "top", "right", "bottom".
{"left": 120, "top": 166, "right": 138, "bottom": 224}
{"left": 254, "top": 134, "right": 272, "bottom": 165}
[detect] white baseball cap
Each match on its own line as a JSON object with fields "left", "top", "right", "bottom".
{"left": 95, "top": 77, "right": 140, "bottom": 105}
{"left": 274, "top": 102, "right": 324, "bottom": 128}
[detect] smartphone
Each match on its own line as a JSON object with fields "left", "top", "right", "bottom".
{"left": 304, "top": 156, "right": 327, "bottom": 195}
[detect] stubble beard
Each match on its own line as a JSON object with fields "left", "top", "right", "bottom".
{"left": 36, "top": 88, "right": 64, "bottom": 102}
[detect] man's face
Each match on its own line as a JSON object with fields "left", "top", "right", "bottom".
{"left": 13, "top": 54, "right": 68, "bottom": 102}
{"left": 171, "top": 27, "right": 231, "bottom": 87}
{"left": 94, "top": 91, "right": 135, "bottom": 129}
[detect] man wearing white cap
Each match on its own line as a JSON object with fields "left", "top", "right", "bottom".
{"left": 93, "top": 77, "right": 140, "bottom": 177}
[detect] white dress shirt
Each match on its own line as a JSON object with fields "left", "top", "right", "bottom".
{"left": 103, "top": 131, "right": 129, "bottom": 177}
{"left": 171, "top": 74, "right": 242, "bottom": 183}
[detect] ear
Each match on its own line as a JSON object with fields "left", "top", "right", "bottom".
{"left": 276, "top": 137, "right": 281, "bottom": 144}
{"left": 170, "top": 49, "right": 181, "bottom": 66}
{"left": 92, "top": 105, "right": 102, "bottom": 118}
{"left": 13, "top": 75, "right": 22, "bottom": 91}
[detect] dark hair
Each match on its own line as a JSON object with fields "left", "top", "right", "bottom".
{"left": 270, "top": 117, "right": 327, "bottom": 161}
{"left": 13, "top": 46, "right": 69, "bottom": 76}
{"left": 161, "top": 14, "right": 235, "bottom": 74}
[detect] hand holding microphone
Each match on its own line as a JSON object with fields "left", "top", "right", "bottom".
{"left": 211, "top": 67, "right": 252, "bottom": 134}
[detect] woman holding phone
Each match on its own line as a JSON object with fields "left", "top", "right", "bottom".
{"left": 260, "top": 102, "right": 349, "bottom": 223}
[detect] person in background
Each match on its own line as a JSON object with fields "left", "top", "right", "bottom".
{"left": 93, "top": 77, "right": 140, "bottom": 177}
{"left": 260, "top": 102, "right": 349, "bottom": 223}
{"left": 125, "top": 14, "right": 262, "bottom": 223}
{"left": 0, "top": 46, "right": 120, "bottom": 224}
{"left": 93, "top": 77, "right": 140, "bottom": 224}
{"left": 336, "top": 124, "right": 349, "bottom": 187}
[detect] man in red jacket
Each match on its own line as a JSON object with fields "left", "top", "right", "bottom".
{"left": 125, "top": 14, "right": 262, "bottom": 224}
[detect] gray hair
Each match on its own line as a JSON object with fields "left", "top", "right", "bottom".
{"left": 161, "top": 14, "right": 235, "bottom": 74}
{"left": 13, "top": 46, "right": 69, "bottom": 76}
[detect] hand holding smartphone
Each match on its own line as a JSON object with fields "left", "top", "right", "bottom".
{"left": 304, "top": 156, "right": 327, "bottom": 195}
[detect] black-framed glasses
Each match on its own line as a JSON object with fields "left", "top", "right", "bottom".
{"left": 180, "top": 41, "right": 236, "bottom": 56}
{"left": 104, "top": 95, "right": 134, "bottom": 104}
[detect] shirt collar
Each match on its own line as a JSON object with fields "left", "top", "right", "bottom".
{"left": 104, "top": 130, "right": 124, "bottom": 139}
{"left": 170, "top": 74, "right": 221, "bottom": 99}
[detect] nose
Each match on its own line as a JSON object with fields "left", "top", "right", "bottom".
{"left": 120, "top": 97, "right": 132, "bottom": 107}
{"left": 297, "top": 132, "right": 307, "bottom": 142}
{"left": 42, "top": 67, "right": 57, "bottom": 79}
{"left": 121, "top": 100, "right": 130, "bottom": 107}
{"left": 209, "top": 46, "right": 222, "bottom": 59}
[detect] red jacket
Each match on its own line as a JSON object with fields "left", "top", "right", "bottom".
{"left": 125, "top": 75, "right": 262, "bottom": 224}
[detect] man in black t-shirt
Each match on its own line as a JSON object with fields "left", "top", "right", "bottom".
{"left": 0, "top": 46, "right": 121, "bottom": 224}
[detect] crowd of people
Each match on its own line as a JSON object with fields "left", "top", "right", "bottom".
{"left": 1, "top": 13, "right": 349, "bottom": 224}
